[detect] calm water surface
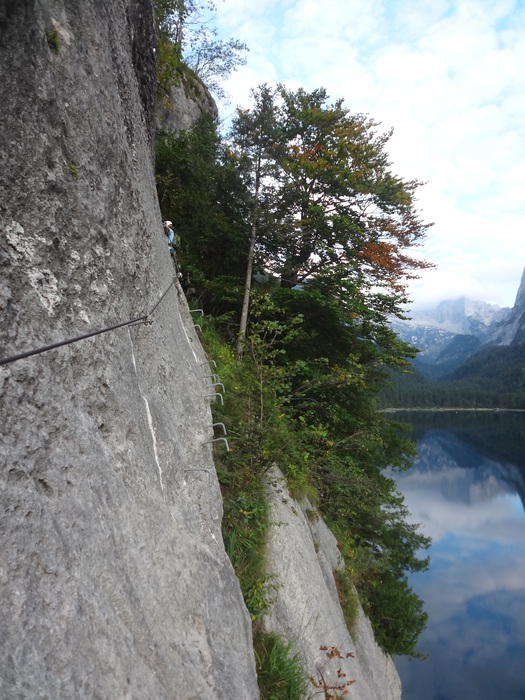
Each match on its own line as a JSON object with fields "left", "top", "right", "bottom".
{"left": 391, "top": 411, "right": 525, "bottom": 700}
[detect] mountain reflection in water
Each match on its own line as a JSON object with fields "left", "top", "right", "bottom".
{"left": 391, "top": 412, "right": 525, "bottom": 700}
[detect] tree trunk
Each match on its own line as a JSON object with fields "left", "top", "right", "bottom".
{"left": 236, "top": 155, "right": 261, "bottom": 362}
{"left": 236, "top": 201, "right": 259, "bottom": 361}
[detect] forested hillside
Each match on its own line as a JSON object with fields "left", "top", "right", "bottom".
{"left": 155, "top": 1, "right": 434, "bottom": 663}
{"left": 381, "top": 343, "right": 525, "bottom": 409}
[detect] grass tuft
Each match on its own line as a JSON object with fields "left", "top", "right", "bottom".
{"left": 334, "top": 568, "right": 360, "bottom": 639}
{"left": 68, "top": 161, "right": 79, "bottom": 179}
{"left": 45, "top": 28, "right": 60, "bottom": 53}
{"left": 254, "top": 629, "right": 309, "bottom": 700}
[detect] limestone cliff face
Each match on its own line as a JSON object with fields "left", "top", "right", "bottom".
{"left": 157, "top": 69, "right": 219, "bottom": 134}
{"left": 0, "top": 2, "right": 257, "bottom": 698}
{"left": 264, "top": 467, "right": 402, "bottom": 700}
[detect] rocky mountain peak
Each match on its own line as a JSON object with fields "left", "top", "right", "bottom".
{"left": 513, "top": 267, "right": 525, "bottom": 309}
{"left": 392, "top": 272, "right": 524, "bottom": 377}
{"left": 489, "top": 266, "right": 525, "bottom": 346}
{"left": 409, "top": 297, "right": 508, "bottom": 337}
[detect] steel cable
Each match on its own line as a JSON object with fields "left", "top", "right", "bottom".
{"left": 0, "top": 277, "right": 177, "bottom": 367}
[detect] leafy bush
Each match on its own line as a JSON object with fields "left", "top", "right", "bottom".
{"left": 254, "top": 629, "right": 309, "bottom": 700}
{"left": 360, "top": 568, "right": 428, "bottom": 659}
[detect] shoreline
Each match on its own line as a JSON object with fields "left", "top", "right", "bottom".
{"left": 381, "top": 407, "right": 525, "bottom": 413}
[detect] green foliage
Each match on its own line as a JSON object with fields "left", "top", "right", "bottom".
{"left": 229, "top": 84, "right": 282, "bottom": 359}
{"left": 155, "top": 0, "right": 183, "bottom": 97}
{"left": 187, "top": 36, "right": 248, "bottom": 100}
{"left": 156, "top": 83, "right": 434, "bottom": 658}
{"left": 305, "top": 421, "right": 430, "bottom": 658}
{"left": 333, "top": 568, "right": 360, "bottom": 638}
{"left": 199, "top": 304, "right": 429, "bottom": 657}
{"left": 219, "top": 463, "right": 274, "bottom": 621}
{"left": 154, "top": 0, "right": 247, "bottom": 100}
{"left": 361, "top": 568, "right": 428, "bottom": 659}
{"left": 262, "top": 85, "right": 433, "bottom": 301}
{"left": 156, "top": 116, "right": 251, "bottom": 313}
{"left": 45, "top": 27, "right": 60, "bottom": 53}
{"left": 254, "top": 629, "right": 309, "bottom": 700}
{"left": 200, "top": 318, "right": 277, "bottom": 621}
{"left": 68, "top": 161, "right": 79, "bottom": 179}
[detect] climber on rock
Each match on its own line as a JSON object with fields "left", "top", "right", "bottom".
{"left": 164, "top": 220, "right": 177, "bottom": 257}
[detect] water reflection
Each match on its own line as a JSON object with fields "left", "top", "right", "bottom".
{"left": 391, "top": 412, "right": 525, "bottom": 700}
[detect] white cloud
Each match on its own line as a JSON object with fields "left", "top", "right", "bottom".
{"left": 214, "top": 0, "right": 525, "bottom": 307}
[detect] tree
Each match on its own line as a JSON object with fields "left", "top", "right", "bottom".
{"left": 228, "top": 85, "right": 280, "bottom": 361}
{"left": 156, "top": 114, "right": 253, "bottom": 314}
{"left": 223, "top": 88, "right": 434, "bottom": 654}
{"left": 187, "top": 37, "right": 248, "bottom": 100}
{"left": 155, "top": 0, "right": 248, "bottom": 100}
{"left": 266, "top": 86, "right": 433, "bottom": 313}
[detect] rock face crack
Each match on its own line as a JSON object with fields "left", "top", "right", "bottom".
{"left": 129, "top": 330, "right": 164, "bottom": 492}
{"left": 142, "top": 395, "right": 164, "bottom": 492}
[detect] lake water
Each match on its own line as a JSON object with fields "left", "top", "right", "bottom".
{"left": 390, "top": 411, "right": 525, "bottom": 700}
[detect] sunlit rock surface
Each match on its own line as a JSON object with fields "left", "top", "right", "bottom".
{"left": 157, "top": 71, "right": 218, "bottom": 134}
{"left": 264, "top": 466, "right": 402, "bottom": 700}
{"left": 0, "top": 2, "right": 257, "bottom": 698}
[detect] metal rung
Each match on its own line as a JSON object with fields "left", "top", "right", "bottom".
{"left": 207, "top": 422, "right": 227, "bottom": 435}
{"left": 200, "top": 359, "right": 217, "bottom": 369}
{"left": 202, "top": 437, "right": 230, "bottom": 452}
{"left": 206, "top": 382, "right": 225, "bottom": 394}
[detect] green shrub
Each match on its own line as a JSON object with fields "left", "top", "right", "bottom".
{"left": 359, "top": 567, "right": 429, "bottom": 659}
{"left": 333, "top": 568, "right": 360, "bottom": 639}
{"left": 254, "top": 629, "right": 309, "bottom": 700}
{"left": 45, "top": 28, "right": 60, "bottom": 53}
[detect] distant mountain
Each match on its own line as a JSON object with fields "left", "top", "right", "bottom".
{"left": 393, "top": 298, "right": 510, "bottom": 378}
{"left": 389, "top": 319, "right": 456, "bottom": 362}
{"left": 432, "top": 334, "right": 483, "bottom": 377}
{"left": 444, "top": 342, "right": 525, "bottom": 387}
{"left": 408, "top": 297, "right": 509, "bottom": 337}
{"left": 392, "top": 268, "right": 525, "bottom": 381}
{"left": 488, "top": 268, "right": 525, "bottom": 346}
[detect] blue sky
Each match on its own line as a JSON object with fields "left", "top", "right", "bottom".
{"left": 213, "top": 0, "right": 525, "bottom": 309}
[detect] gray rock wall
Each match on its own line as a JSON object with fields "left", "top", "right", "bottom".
{"left": 0, "top": 2, "right": 257, "bottom": 698}
{"left": 264, "top": 467, "right": 402, "bottom": 700}
{"left": 157, "top": 71, "right": 219, "bottom": 134}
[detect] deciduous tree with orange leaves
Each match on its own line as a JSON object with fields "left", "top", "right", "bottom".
{"left": 268, "top": 85, "right": 433, "bottom": 304}
{"left": 229, "top": 84, "right": 433, "bottom": 365}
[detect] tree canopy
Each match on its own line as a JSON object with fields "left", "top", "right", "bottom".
{"left": 155, "top": 83, "right": 434, "bottom": 657}
{"left": 155, "top": 0, "right": 248, "bottom": 99}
